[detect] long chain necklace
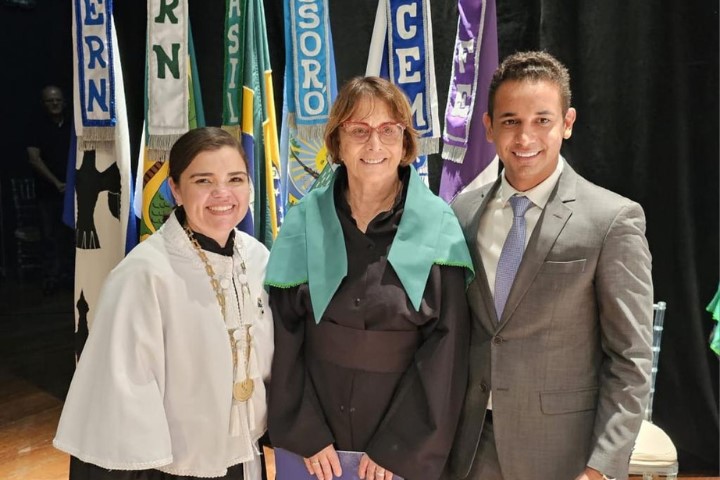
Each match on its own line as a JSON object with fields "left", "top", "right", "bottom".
{"left": 184, "top": 225, "right": 254, "bottom": 402}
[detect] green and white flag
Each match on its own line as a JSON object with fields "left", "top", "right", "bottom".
{"left": 135, "top": 10, "right": 205, "bottom": 240}
{"left": 146, "top": 0, "right": 189, "bottom": 161}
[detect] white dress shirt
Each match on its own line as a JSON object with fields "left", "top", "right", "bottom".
{"left": 477, "top": 158, "right": 564, "bottom": 409}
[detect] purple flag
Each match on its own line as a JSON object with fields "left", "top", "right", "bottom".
{"left": 439, "top": 0, "right": 499, "bottom": 202}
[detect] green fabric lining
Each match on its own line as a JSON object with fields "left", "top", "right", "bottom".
{"left": 707, "top": 283, "right": 720, "bottom": 355}
{"left": 264, "top": 166, "right": 474, "bottom": 323}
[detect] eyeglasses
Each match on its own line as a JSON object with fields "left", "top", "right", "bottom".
{"left": 341, "top": 121, "right": 405, "bottom": 145}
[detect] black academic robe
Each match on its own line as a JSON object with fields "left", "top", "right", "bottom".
{"left": 268, "top": 169, "right": 470, "bottom": 480}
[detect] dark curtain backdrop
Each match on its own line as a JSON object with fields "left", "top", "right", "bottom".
{"left": 0, "top": 0, "right": 717, "bottom": 472}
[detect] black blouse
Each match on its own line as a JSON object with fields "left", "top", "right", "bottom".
{"left": 268, "top": 166, "right": 470, "bottom": 480}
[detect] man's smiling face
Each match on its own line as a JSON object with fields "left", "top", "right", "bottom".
{"left": 483, "top": 79, "right": 576, "bottom": 191}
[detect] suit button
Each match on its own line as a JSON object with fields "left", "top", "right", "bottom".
{"left": 350, "top": 407, "right": 356, "bottom": 413}
{"left": 354, "top": 298, "right": 361, "bottom": 307}
{"left": 480, "top": 382, "right": 489, "bottom": 393}
{"left": 340, "top": 405, "right": 345, "bottom": 412}
{"left": 492, "top": 335, "right": 504, "bottom": 345}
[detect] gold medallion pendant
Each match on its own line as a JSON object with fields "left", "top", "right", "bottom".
{"left": 184, "top": 225, "right": 256, "bottom": 406}
{"left": 233, "top": 379, "right": 254, "bottom": 402}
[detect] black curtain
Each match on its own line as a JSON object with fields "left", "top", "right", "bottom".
{"left": 1, "top": 0, "right": 717, "bottom": 472}
{"left": 492, "top": 0, "right": 719, "bottom": 470}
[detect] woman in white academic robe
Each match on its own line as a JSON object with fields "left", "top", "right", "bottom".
{"left": 54, "top": 127, "right": 273, "bottom": 480}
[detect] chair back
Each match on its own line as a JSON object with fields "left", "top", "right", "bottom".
{"left": 11, "top": 177, "right": 36, "bottom": 203}
{"left": 11, "top": 178, "right": 40, "bottom": 228}
{"left": 10, "top": 178, "right": 43, "bottom": 279}
{"left": 646, "top": 301, "right": 666, "bottom": 422}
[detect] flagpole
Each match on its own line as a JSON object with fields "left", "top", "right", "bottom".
{"left": 366, "top": 0, "right": 387, "bottom": 76}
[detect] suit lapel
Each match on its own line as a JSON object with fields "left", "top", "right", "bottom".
{"left": 497, "top": 163, "right": 578, "bottom": 329}
{"left": 461, "top": 180, "right": 502, "bottom": 332}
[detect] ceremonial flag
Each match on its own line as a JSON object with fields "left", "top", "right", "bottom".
{"left": 221, "top": 0, "right": 245, "bottom": 141}
{"left": 146, "top": 0, "right": 188, "bottom": 161}
{"left": 70, "top": 0, "right": 134, "bottom": 352}
{"left": 366, "top": 0, "right": 439, "bottom": 185}
{"left": 439, "top": 0, "right": 499, "bottom": 202}
{"left": 137, "top": 3, "right": 205, "bottom": 241}
{"left": 223, "top": 0, "right": 284, "bottom": 243}
{"left": 221, "top": 0, "right": 256, "bottom": 235}
{"left": 279, "top": 0, "right": 337, "bottom": 208}
{"left": 256, "top": 0, "right": 284, "bottom": 244}
{"left": 226, "top": 0, "right": 284, "bottom": 246}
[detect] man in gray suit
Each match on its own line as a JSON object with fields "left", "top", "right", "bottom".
{"left": 448, "top": 51, "right": 653, "bottom": 480}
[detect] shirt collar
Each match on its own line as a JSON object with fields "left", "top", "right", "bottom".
{"left": 499, "top": 156, "right": 565, "bottom": 209}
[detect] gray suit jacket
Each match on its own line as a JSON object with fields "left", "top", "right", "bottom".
{"left": 448, "top": 162, "right": 653, "bottom": 480}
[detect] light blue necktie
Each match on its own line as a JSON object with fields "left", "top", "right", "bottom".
{"left": 494, "top": 195, "right": 533, "bottom": 320}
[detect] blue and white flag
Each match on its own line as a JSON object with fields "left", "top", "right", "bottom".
{"left": 279, "top": 0, "right": 337, "bottom": 208}
{"left": 387, "top": 0, "right": 440, "bottom": 154}
{"left": 71, "top": 1, "right": 135, "bottom": 352}
{"left": 287, "top": 0, "right": 334, "bottom": 141}
{"left": 366, "top": 0, "right": 438, "bottom": 184}
{"left": 73, "top": 0, "right": 116, "bottom": 147}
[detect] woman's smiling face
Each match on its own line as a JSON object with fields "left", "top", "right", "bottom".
{"left": 169, "top": 145, "right": 250, "bottom": 246}
{"left": 338, "top": 98, "right": 406, "bottom": 189}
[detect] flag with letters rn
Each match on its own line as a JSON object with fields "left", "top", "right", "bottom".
{"left": 70, "top": 0, "right": 135, "bottom": 353}
{"left": 135, "top": 0, "right": 205, "bottom": 240}
{"left": 439, "top": 0, "right": 499, "bottom": 202}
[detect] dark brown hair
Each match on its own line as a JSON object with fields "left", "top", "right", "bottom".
{"left": 487, "top": 51, "right": 572, "bottom": 119}
{"left": 169, "top": 127, "right": 248, "bottom": 183}
{"left": 324, "top": 76, "right": 418, "bottom": 166}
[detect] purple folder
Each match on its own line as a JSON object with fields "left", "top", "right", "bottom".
{"left": 273, "top": 447, "right": 403, "bottom": 480}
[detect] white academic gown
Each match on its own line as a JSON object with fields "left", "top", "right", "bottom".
{"left": 54, "top": 213, "right": 274, "bottom": 479}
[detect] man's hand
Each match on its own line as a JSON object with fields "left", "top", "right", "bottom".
{"left": 304, "top": 444, "right": 342, "bottom": 480}
{"left": 27, "top": 147, "right": 65, "bottom": 193}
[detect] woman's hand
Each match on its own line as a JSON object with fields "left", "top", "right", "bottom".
{"left": 304, "top": 444, "right": 342, "bottom": 480}
{"left": 358, "top": 453, "right": 394, "bottom": 480}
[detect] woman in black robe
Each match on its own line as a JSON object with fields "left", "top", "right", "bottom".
{"left": 265, "top": 77, "right": 473, "bottom": 480}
